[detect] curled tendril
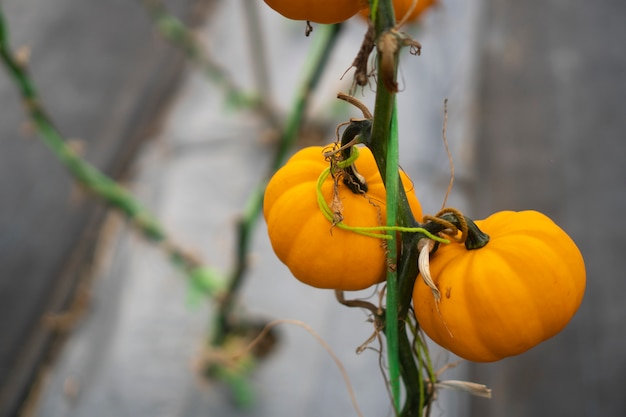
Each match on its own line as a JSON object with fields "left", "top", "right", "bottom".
{"left": 316, "top": 146, "right": 450, "bottom": 243}
{"left": 423, "top": 207, "right": 469, "bottom": 243}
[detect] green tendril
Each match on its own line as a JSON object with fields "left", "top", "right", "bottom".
{"left": 330, "top": 144, "right": 360, "bottom": 169}
{"left": 316, "top": 147, "right": 450, "bottom": 243}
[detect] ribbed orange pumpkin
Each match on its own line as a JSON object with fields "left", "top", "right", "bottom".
{"left": 264, "top": 145, "right": 422, "bottom": 290}
{"left": 264, "top": 0, "right": 367, "bottom": 24}
{"left": 413, "top": 210, "right": 586, "bottom": 362}
{"left": 360, "top": 0, "right": 438, "bottom": 24}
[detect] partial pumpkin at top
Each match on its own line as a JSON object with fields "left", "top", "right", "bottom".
{"left": 263, "top": 0, "right": 368, "bottom": 24}
{"left": 263, "top": 0, "right": 437, "bottom": 25}
{"left": 359, "top": 0, "right": 438, "bottom": 24}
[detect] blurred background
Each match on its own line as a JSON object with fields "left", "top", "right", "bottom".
{"left": 0, "top": 0, "right": 624, "bottom": 416}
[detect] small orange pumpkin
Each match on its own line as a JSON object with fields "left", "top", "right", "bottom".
{"left": 413, "top": 210, "right": 586, "bottom": 362}
{"left": 360, "top": 0, "right": 438, "bottom": 24}
{"left": 264, "top": 0, "right": 368, "bottom": 24}
{"left": 264, "top": 145, "right": 422, "bottom": 290}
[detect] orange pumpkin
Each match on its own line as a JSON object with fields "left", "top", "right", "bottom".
{"left": 264, "top": 145, "right": 422, "bottom": 290}
{"left": 264, "top": 0, "right": 368, "bottom": 24}
{"left": 413, "top": 210, "right": 586, "bottom": 362}
{"left": 360, "top": 0, "right": 438, "bottom": 24}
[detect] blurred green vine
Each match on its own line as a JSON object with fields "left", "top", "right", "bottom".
{"left": 0, "top": 1, "right": 344, "bottom": 407}
{"left": 0, "top": 6, "right": 224, "bottom": 297}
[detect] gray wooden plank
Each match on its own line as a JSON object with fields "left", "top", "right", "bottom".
{"left": 470, "top": 0, "right": 626, "bottom": 415}
{"left": 0, "top": 0, "right": 205, "bottom": 415}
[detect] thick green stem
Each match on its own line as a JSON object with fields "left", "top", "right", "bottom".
{"left": 368, "top": 0, "right": 396, "bottom": 171}
{"left": 366, "top": 1, "right": 431, "bottom": 415}
{"left": 398, "top": 324, "right": 425, "bottom": 417}
{"left": 367, "top": 1, "right": 405, "bottom": 413}
{"left": 384, "top": 103, "right": 402, "bottom": 411}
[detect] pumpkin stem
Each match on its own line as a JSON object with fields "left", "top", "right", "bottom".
{"left": 423, "top": 209, "right": 489, "bottom": 250}
{"left": 464, "top": 217, "right": 490, "bottom": 250}
{"left": 339, "top": 119, "right": 372, "bottom": 193}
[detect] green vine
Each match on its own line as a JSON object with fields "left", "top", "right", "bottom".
{"left": 366, "top": 0, "right": 434, "bottom": 415}
{"left": 0, "top": 6, "right": 225, "bottom": 296}
{"left": 139, "top": 0, "right": 278, "bottom": 124}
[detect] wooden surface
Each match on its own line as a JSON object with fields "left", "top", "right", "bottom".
{"left": 0, "top": 0, "right": 203, "bottom": 415}
{"left": 469, "top": 0, "right": 626, "bottom": 415}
